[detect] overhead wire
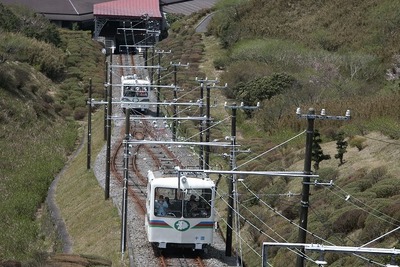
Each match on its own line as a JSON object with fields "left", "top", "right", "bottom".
{"left": 214, "top": 188, "right": 317, "bottom": 265}
{"left": 238, "top": 180, "right": 388, "bottom": 266}
{"left": 190, "top": 190, "right": 267, "bottom": 265}
{"left": 328, "top": 185, "right": 400, "bottom": 226}
{"left": 235, "top": 130, "right": 306, "bottom": 170}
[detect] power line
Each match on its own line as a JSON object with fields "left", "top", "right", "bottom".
{"left": 327, "top": 185, "right": 400, "bottom": 226}
{"left": 235, "top": 130, "right": 306, "bottom": 169}
{"left": 239, "top": 180, "right": 389, "bottom": 266}
{"left": 214, "top": 189, "right": 316, "bottom": 265}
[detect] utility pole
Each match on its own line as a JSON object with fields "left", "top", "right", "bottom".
{"left": 199, "top": 82, "right": 204, "bottom": 169}
{"left": 155, "top": 50, "right": 171, "bottom": 117}
{"left": 226, "top": 103, "right": 236, "bottom": 257}
{"left": 170, "top": 62, "right": 189, "bottom": 141}
{"left": 224, "top": 102, "right": 260, "bottom": 257}
{"left": 295, "top": 107, "right": 350, "bottom": 267}
{"left": 104, "top": 61, "right": 108, "bottom": 140}
{"left": 121, "top": 109, "right": 130, "bottom": 254}
{"left": 205, "top": 83, "right": 211, "bottom": 170}
{"left": 104, "top": 46, "right": 114, "bottom": 200}
{"left": 296, "top": 108, "right": 314, "bottom": 267}
{"left": 87, "top": 78, "right": 92, "bottom": 170}
{"left": 105, "top": 83, "right": 112, "bottom": 200}
{"left": 195, "top": 78, "right": 225, "bottom": 169}
{"left": 148, "top": 25, "right": 159, "bottom": 85}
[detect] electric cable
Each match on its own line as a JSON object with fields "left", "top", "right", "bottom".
{"left": 235, "top": 130, "right": 306, "bottom": 169}
{"left": 239, "top": 180, "right": 388, "bottom": 266}
{"left": 329, "top": 184, "right": 400, "bottom": 226}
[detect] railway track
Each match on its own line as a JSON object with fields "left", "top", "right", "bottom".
{"left": 108, "top": 53, "right": 223, "bottom": 267}
{"left": 110, "top": 118, "right": 206, "bottom": 267}
{"left": 160, "top": 252, "right": 205, "bottom": 267}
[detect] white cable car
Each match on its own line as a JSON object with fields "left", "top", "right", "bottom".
{"left": 120, "top": 74, "right": 150, "bottom": 113}
{"left": 145, "top": 170, "right": 215, "bottom": 250}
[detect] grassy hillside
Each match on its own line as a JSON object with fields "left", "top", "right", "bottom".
{"left": 157, "top": 2, "right": 400, "bottom": 266}
{"left": 0, "top": 3, "right": 111, "bottom": 263}
{"left": 1, "top": 0, "right": 399, "bottom": 265}
{"left": 207, "top": 0, "right": 400, "bottom": 137}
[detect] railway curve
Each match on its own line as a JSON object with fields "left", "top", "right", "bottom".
{"left": 93, "top": 53, "right": 236, "bottom": 266}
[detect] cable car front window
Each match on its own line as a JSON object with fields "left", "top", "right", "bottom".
{"left": 124, "top": 86, "right": 136, "bottom": 97}
{"left": 184, "top": 189, "right": 212, "bottom": 218}
{"left": 154, "top": 187, "right": 182, "bottom": 217}
{"left": 136, "top": 86, "right": 148, "bottom": 97}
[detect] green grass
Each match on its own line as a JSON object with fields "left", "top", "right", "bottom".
{"left": 0, "top": 89, "right": 78, "bottom": 260}
{"left": 0, "top": 12, "right": 110, "bottom": 262}
{"left": 56, "top": 111, "right": 128, "bottom": 265}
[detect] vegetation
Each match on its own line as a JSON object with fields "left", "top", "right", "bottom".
{"left": 2, "top": 0, "right": 400, "bottom": 266}
{"left": 0, "top": 3, "right": 111, "bottom": 264}
{"left": 312, "top": 130, "right": 331, "bottom": 171}
{"left": 157, "top": 1, "right": 400, "bottom": 266}
{"left": 334, "top": 131, "right": 348, "bottom": 165}
{"left": 55, "top": 112, "right": 128, "bottom": 265}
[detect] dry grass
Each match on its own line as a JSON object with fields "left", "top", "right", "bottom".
{"left": 56, "top": 112, "right": 128, "bottom": 265}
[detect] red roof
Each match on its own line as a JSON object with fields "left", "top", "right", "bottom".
{"left": 94, "top": 0, "right": 161, "bottom": 19}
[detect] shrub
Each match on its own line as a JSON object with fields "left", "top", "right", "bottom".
{"left": 59, "top": 107, "right": 72, "bottom": 117}
{"left": 348, "top": 136, "right": 367, "bottom": 151}
{"left": 315, "top": 167, "right": 339, "bottom": 183}
{"left": 7, "top": 5, "right": 61, "bottom": 46}
{"left": 370, "top": 184, "right": 400, "bottom": 198}
{"left": 73, "top": 107, "right": 86, "bottom": 120}
{"left": 359, "top": 179, "right": 374, "bottom": 192}
{"left": 359, "top": 217, "right": 387, "bottom": 243}
{"left": 332, "top": 209, "right": 366, "bottom": 234}
{"left": 0, "top": 32, "right": 65, "bottom": 80}
{"left": 366, "top": 166, "right": 388, "bottom": 183}
{"left": 42, "top": 93, "right": 54, "bottom": 104}
{"left": 213, "top": 56, "right": 229, "bottom": 70}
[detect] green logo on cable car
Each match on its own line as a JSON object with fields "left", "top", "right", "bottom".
{"left": 174, "top": 220, "right": 190, "bottom": 231}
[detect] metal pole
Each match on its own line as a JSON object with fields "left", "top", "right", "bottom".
{"left": 157, "top": 52, "right": 161, "bottom": 117}
{"left": 199, "top": 82, "right": 204, "bottom": 169}
{"left": 104, "top": 61, "right": 108, "bottom": 140}
{"left": 105, "top": 84, "right": 112, "bottom": 200}
{"left": 150, "top": 45, "right": 155, "bottom": 85}
{"left": 87, "top": 78, "right": 92, "bottom": 170}
{"left": 262, "top": 245, "right": 268, "bottom": 267}
{"left": 226, "top": 103, "right": 236, "bottom": 256}
{"left": 205, "top": 84, "right": 211, "bottom": 170}
{"left": 144, "top": 20, "right": 148, "bottom": 67}
{"left": 121, "top": 109, "right": 130, "bottom": 253}
{"left": 172, "top": 65, "right": 177, "bottom": 141}
{"left": 296, "top": 108, "right": 315, "bottom": 267}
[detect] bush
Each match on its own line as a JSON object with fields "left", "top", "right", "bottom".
{"left": 332, "top": 209, "right": 366, "bottom": 234}
{"left": 316, "top": 167, "right": 339, "bottom": 183}
{"left": 370, "top": 184, "right": 400, "bottom": 198}
{"left": 59, "top": 107, "right": 72, "bottom": 117}
{"left": 359, "top": 217, "right": 387, "bottom": 243}
{"left": 349, "top": 136, "right": 367, "bottom": 151}
{"left": 7, "top": 4, "right": 61, "bottom": 46}
{"left": 73, "top": 107, "right": 86, "bottom": 120}
{"left": 366, "top": 166, "right": 388, "bottom": 183}
{"left": 0, "top": 32, "right": 65, "bottom": 80}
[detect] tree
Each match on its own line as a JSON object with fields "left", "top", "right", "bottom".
{"left": 334, "top": 131, "right": 348, "bottom": 166}
{"left": 232, "top": 72, "right": 299, "bottom": 117}
{"left": 312, "top": 129, "right": 331, "bottom": 171}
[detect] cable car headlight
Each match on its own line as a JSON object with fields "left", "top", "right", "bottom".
{"left": 181, "top": 176, "right": 187, "bottom": 184}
